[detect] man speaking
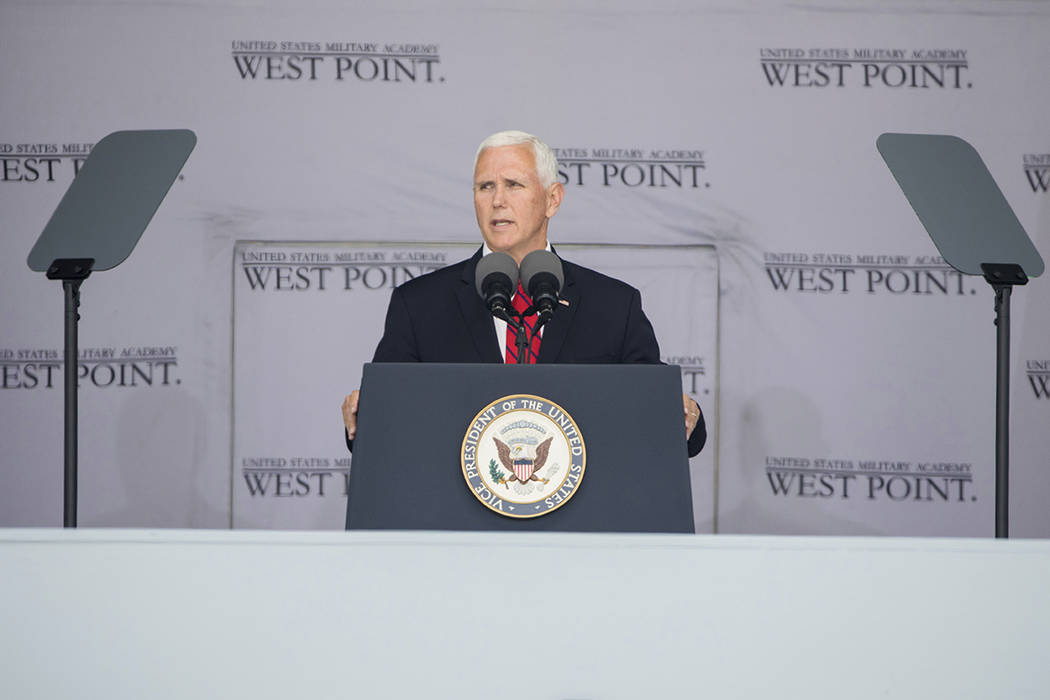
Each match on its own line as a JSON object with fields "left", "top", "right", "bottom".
{"left": 343, "top": 130, "right": 706, "bottom": 457}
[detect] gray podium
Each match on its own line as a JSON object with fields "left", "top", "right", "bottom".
{"left": 346, "top": 363, "right": 695, "bottom": 532}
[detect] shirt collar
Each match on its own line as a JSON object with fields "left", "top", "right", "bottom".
{"left": 481, "top": 241, "right": 553, "bottom": 257}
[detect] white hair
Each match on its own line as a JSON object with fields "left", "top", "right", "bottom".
{"left": 473, "top": 130, "right": 559, "bottom": 189}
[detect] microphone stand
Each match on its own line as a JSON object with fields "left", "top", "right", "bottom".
{"left": 514, "top": 308, "right": 530, "bottom": 365}
{"left": 518, "top": 305, "right": 554, "bottom": 365}
{"left": 492, "top": 297, "right": 554, "bottom": 365}
{"left": 491, "top": 305, "right": 530, "bottom": 365}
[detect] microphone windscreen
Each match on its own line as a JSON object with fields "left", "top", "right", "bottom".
{"left": 474, "top": 251, "right": 519, "bottom": 298}
{"left": 520, "top": 249, "right": 564, "bottom": 295}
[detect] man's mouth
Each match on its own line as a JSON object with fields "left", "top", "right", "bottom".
{"left": 491, "top": 219, "right": 513, "bottom": 228}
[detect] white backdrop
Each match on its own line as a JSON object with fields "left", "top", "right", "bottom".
{"left": 1, "top": 0, "right": 1047, "bottom": 536}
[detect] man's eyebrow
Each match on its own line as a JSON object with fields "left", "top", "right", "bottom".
{"left": 475, "top": 176, "right": 528, "bottom": 187}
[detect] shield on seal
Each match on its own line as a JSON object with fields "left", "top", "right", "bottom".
{"left": 513, "top": 458, "right": 535, "bottom": 482}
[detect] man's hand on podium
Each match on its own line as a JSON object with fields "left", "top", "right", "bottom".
{"left": 342, "top": 390, "right": 360, "bottom": 440}
{"left": 684, "top": 393, "right": 701, "bottom": 439}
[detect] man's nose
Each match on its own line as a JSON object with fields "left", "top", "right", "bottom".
{"left": 492, "top": 184, "right": 506, "bottom": 206}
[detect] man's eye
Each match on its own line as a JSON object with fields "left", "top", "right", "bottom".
{"left": 478, "top": 183, "right": 492, "bottom": 191}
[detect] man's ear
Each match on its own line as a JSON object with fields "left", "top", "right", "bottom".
{"left": 546, "top": 182, "right": 565, "bottom": 218}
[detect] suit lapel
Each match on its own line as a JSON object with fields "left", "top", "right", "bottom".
{"left": 537, "top": 258, "right": 577, "bottom": 363}
{"left": 457, "top": 249, "right": 503, "bottom": 363}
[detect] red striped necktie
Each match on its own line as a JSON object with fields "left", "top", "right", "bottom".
{"left": 505, "top": 283, "right": 542, "bottom": 364}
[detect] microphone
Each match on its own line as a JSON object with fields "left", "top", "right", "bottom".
{"left": 519, "top": 250, "right": 564, "bottom": 317}
{"left": 474, "top": 251, "right": 519, "bottom": 317}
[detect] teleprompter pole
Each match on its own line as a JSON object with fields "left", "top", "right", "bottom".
{"left": 49, "top": 258, "right": 93, "bottom": 528}
{"left": 982, "top": 263, "right": 1027, "bottom": 539}
{"left": 992, "top": 283, "right": 1010, "bottom": 539}
{"left": 63, "top": 280, "right": 81, "bottom": 527}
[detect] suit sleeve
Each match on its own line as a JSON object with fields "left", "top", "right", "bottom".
{"left": 346, "top": 286, "right": 420, "bottom": 453}
{"left": 371, "top": 285, "right": 420, "bottom": 363}
{"left": 623, "top": 285, "right": 707, "bottom": 458}
{"left": 687, "top": 405, "right": 707, "bottom": 458}
{"left": 620, "top": 288, "right": 661, "bottom": 363}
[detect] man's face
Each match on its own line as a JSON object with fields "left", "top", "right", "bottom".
{"left": 473, "top": 144, "right": 564, "bottom": 264}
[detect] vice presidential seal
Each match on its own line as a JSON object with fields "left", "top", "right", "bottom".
{"left": 461, "top": 394, "right": 586, "bottom": 518}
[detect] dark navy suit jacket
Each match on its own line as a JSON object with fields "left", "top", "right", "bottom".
{"left": 356, "top": 248, "right": 706, "bottom": 456}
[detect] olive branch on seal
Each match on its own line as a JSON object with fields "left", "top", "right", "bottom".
{"left": 488, "top": 459, "right": 506, "bottom": 486}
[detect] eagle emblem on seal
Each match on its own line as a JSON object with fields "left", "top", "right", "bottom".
{"left": 494, "top": 436, "right": 554, "bottom": 486}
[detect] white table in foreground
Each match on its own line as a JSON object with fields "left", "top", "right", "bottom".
{"left": 2, "top": 529, "right": 1048, "bottom": 699}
